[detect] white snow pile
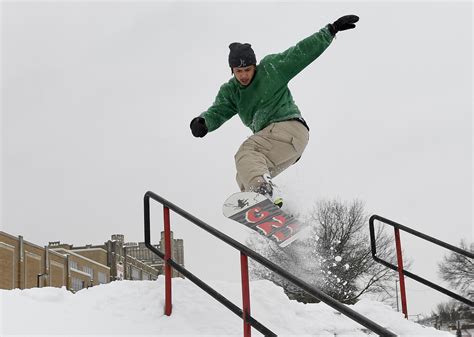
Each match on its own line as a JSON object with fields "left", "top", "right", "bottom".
{"left": 1, "top": 276, "right": 450, "bottom": 337}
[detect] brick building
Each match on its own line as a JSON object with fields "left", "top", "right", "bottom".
{"left": 0, "top": 231, "right": 110, "bottom": 291}
{"left": 125, "top": 231, "right": 184, "bottom": 278}
{"left": 0, "top": 231, "right": 185, "bottom": 292}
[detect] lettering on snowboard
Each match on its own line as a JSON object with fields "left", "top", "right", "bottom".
{"left": 232, "top": 200, "right": 300, "bottom": 244}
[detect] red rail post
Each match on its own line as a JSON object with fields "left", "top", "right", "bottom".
{"left": 240, "top": 252, "right": 251, "bottom": 337}
{"left": 394, "top": 227, "right": 408, "bottom": 318}
{"left": 164, "top": 206, "right": 172, "bottom": 316}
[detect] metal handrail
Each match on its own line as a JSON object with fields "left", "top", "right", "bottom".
{"left": 144, "top": 191, "right": 396, "bottom": 337}
{"left": 369, "top": 214, "right": 473, "bottom": 318}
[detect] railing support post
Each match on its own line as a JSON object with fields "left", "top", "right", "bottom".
{"left": 394, "top": 227, "right": 408, "bottom": 318}
{"left": 240, "top": 253, "right": 251, "bottom": 337}
{"left": 164, "top": 206, "right": 172, "bottom": 316}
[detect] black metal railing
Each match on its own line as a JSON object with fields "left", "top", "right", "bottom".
{"left": 144, "top": 191, "right": 396, "bottom": 336}
{"left": 369, "top": 214, "right": 473, "bottom": 318}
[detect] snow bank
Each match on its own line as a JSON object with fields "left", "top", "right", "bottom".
{"left": 1, "top": 277, "right": 451, "bottom": 336}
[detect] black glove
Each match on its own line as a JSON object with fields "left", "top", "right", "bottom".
{"left": 328, "top": 15, "right": 359, "bottom": 36}
{"left": 190, "top": 117, "right": 208, "bottom": 138}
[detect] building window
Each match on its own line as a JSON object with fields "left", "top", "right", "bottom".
{"left": 69, "top": 260, "right": 78, "bottom": 270}
{"left": 142, "top": 272, "right": 149, "bottom": 280}
{"left": 98, "top": 272, "right": 107, "bottom": 284}
{"left": 131, "top": 267, "right": 140, "bottom": 280}
{"left": 83, "top": 266, "right": 93, "bottom": 278}
{"left": 72, "top": 278, "right": 84, "bottom": 292}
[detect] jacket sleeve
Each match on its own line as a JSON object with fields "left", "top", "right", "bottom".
{"left": 200, "top": 83, "right": 237, "bottom": 132}
{"left": 270, "top": 26, "right": 334, "bottom": 83}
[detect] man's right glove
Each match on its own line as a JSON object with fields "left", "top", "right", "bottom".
{"left": 328, "top": 15, "right": 359, "bottom": 36}
{"left": 190, "top": 117, "right": 208, "bottom": 138}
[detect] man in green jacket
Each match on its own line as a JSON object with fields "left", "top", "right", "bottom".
{"left": 190, "top": 15, "right": 359, "bottom": 203}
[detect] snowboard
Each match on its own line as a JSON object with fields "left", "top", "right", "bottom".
{"left": 223, "top": 192, "right": 306, "bottom": 247}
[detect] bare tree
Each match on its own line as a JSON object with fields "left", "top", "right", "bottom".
{"left": 430, "top": 300, "right": 474, "bottom": 328}
{"left": 247, "top": 199, "right": 401, "bottom": 304}
{"left": 438, "top": 240, "right": 473, "bottom": 296}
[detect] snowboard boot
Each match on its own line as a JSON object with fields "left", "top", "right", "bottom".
{"left": 252, "top": 174, "right": 283, "bottom": 208}
{"left": 253, "top": 181, "right": 273, "bottom": 199}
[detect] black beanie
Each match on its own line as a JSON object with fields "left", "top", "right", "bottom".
{"left": 228, "top": 42, "right": 256, "bottom": 68}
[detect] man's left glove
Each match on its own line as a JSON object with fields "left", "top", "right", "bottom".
{"left": 328, "top": 15, "right": 359, "bottom": 36}
{"left": 190, "top": 117, "right": 208, "bottom": 138}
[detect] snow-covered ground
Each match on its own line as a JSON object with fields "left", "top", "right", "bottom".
{"left": 1, "top": 276, "right": 451, "bottom": 337}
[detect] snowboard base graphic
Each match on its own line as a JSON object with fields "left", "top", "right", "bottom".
{"left": 223, "top": 192, "right": 306, "bottom": 247}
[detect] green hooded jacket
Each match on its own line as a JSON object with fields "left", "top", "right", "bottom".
{"left": 200, "top": 26, "right": 334, "bottom": 134}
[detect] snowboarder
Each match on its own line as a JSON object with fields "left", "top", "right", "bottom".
{"left": 190, "top": 15, "right": 359, "bottom": 204}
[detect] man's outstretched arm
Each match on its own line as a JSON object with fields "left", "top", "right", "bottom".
{"left": 190, "top": 83, "right": 237, "bottom": 138}
{"left": 268, "top": 15, "right": 359, "bottom": 83}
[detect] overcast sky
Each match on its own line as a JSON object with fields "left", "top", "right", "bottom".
{"left": 1, "top": 1, "right": 472, "bottom": 317}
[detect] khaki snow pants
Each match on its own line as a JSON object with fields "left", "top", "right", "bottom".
{"left": 234, "top": 120, "right": 309, "bottom": 192}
